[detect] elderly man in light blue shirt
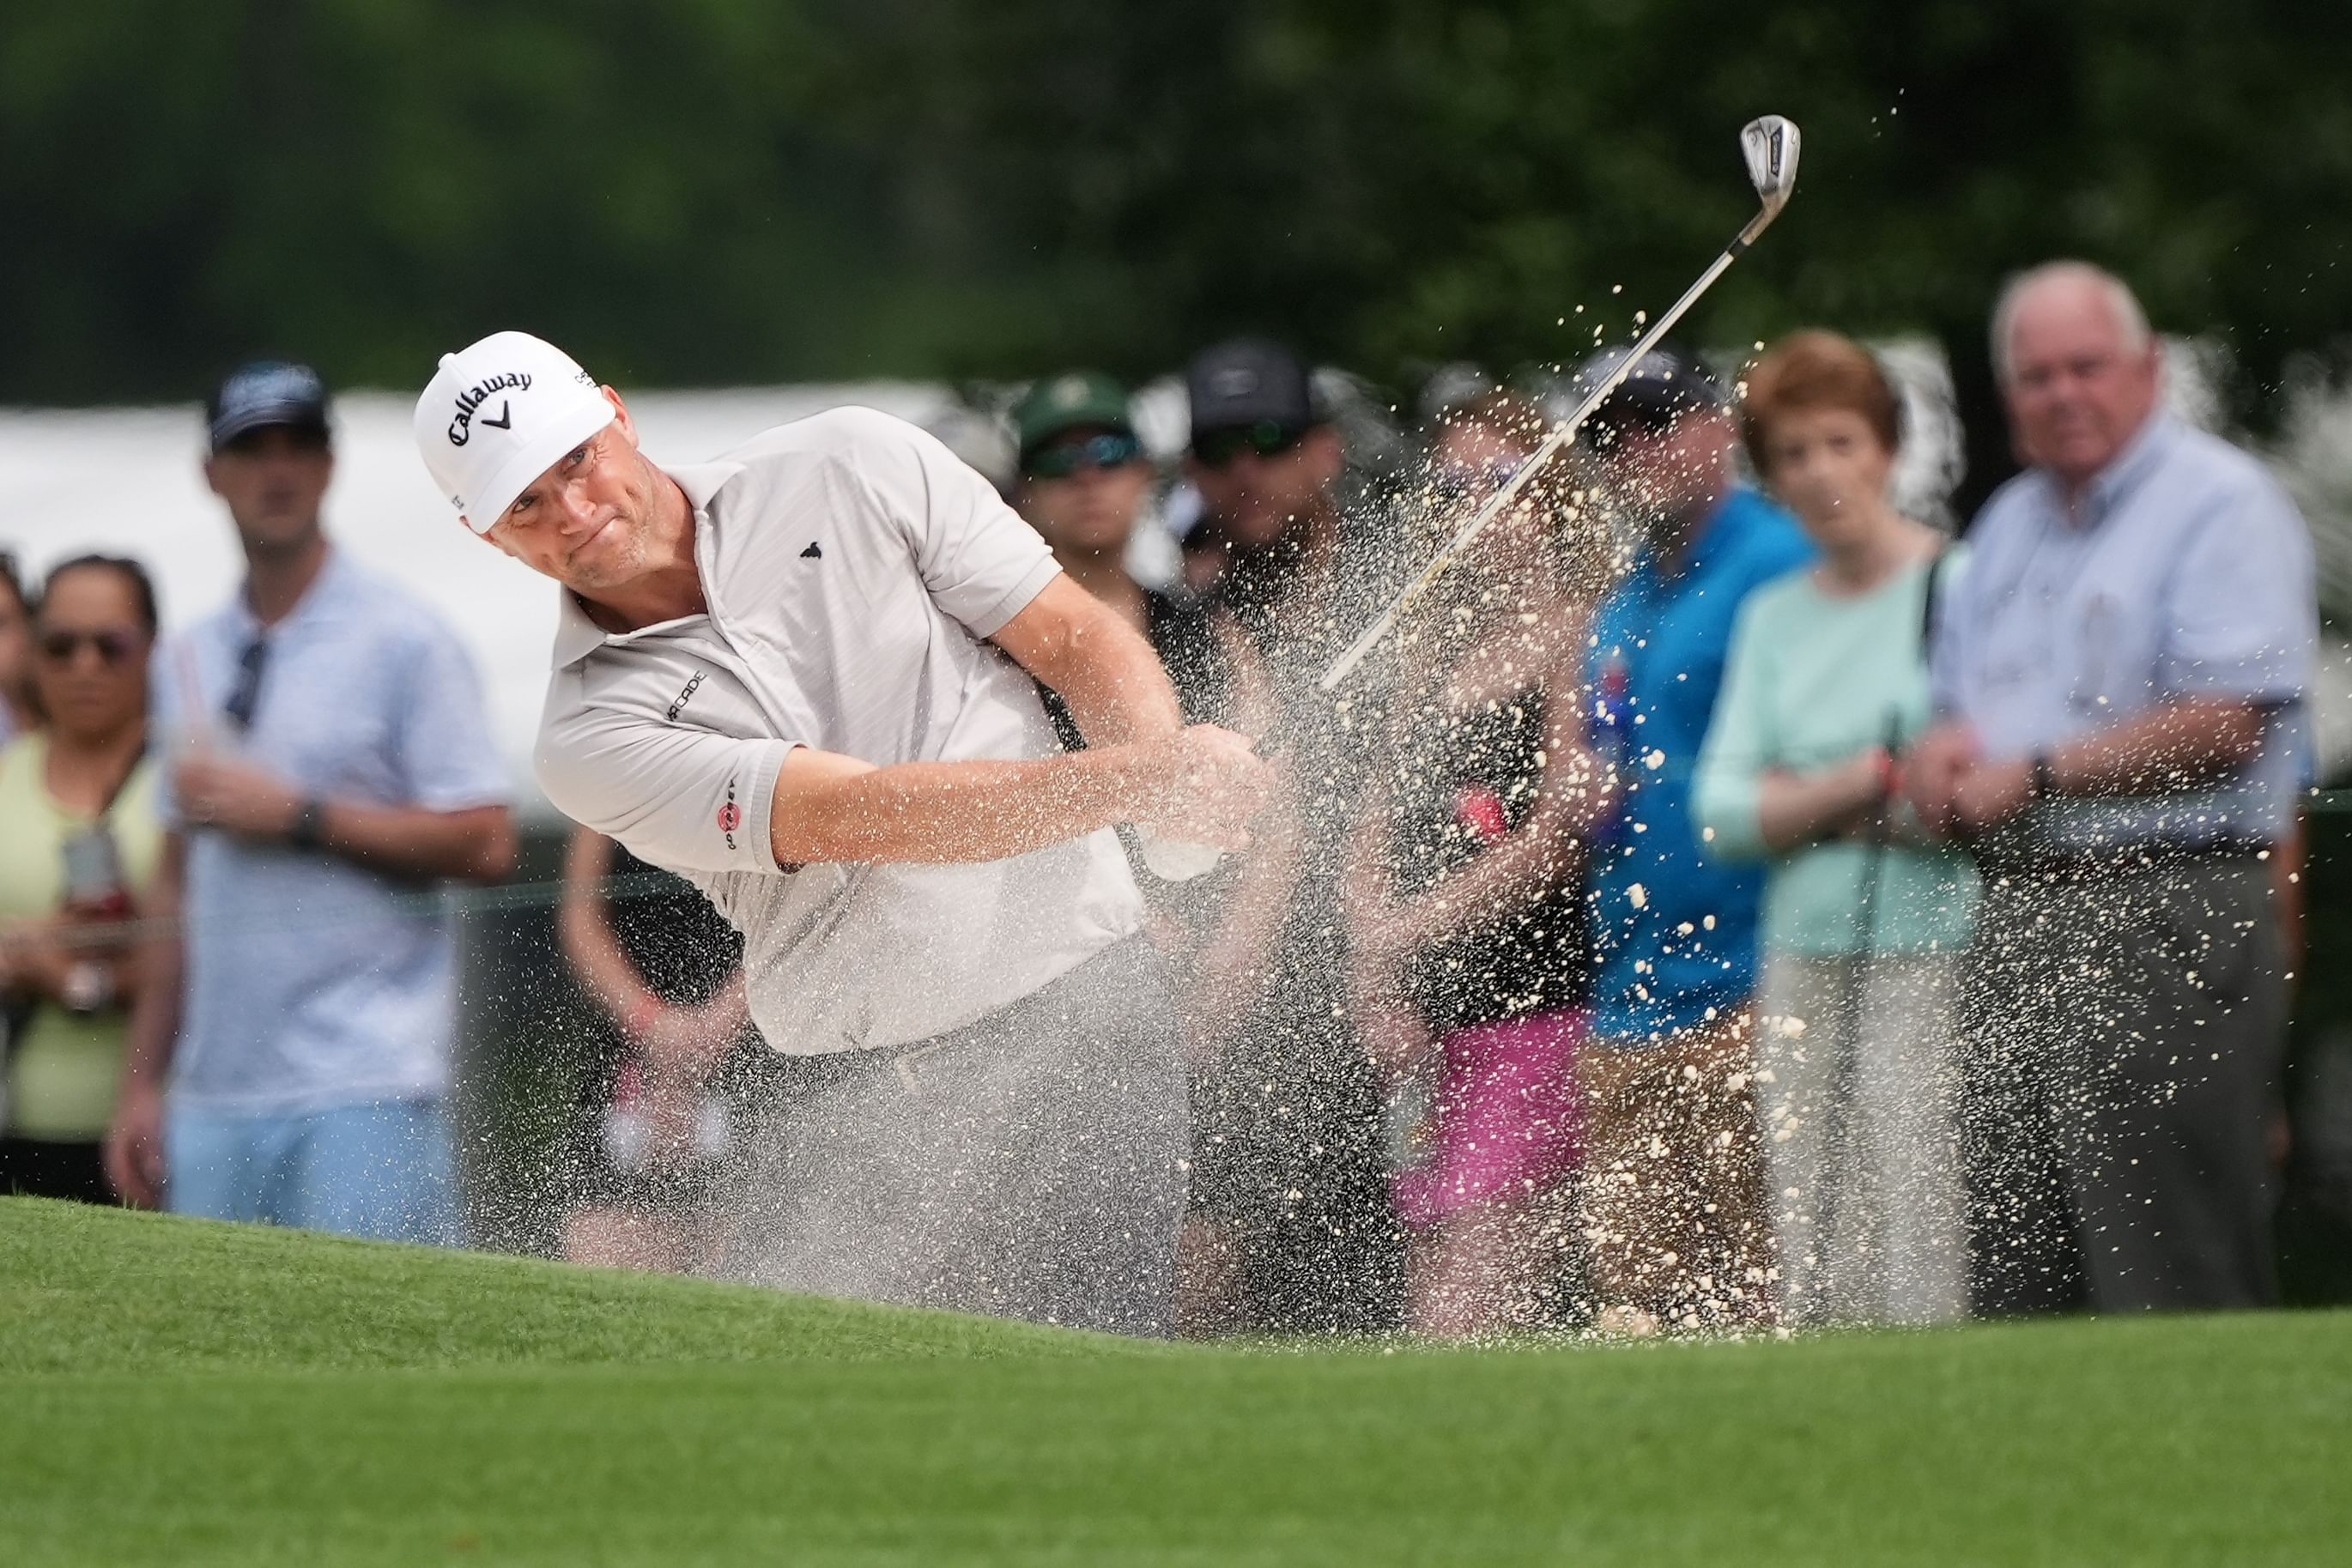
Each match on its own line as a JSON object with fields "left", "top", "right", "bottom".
{"left": 105, "top": 363, "right": 516, "bottom": 1243}
{"left": 1907, "top": 263, "right": 2317, "bottom": 1315}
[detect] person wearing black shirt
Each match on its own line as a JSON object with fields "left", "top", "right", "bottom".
{"left": 1343, "top": 391, "right": 1613, "bottom": 1336}
{"left": 1011, "top": 370, "right": 1296, "bottom": 1334}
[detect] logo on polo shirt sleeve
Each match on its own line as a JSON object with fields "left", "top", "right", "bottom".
{"left": 718, "top": 776, "right": 742, "bottom": 849}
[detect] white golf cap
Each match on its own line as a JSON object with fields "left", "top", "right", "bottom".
{"left": 413, "top": 330, "right": 615, "bottom": 534}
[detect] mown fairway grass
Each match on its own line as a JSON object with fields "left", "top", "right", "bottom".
{"left": 4, "top": 1196, "right": 2347, "bottom": 1565}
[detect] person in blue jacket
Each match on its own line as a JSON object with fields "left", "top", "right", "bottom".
{"left": 1570, "top": 345, "right": 1815, "bottom": 1335}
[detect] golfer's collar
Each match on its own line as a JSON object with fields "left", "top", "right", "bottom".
{"left": 548, "top": 457, "right": 743, "bottom": 669}
{"left": 666, "top": 458, "right": 744, "bottom": 517}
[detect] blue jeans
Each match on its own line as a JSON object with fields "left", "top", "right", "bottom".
{"left": 165, "top": 1098, "right": 461, "bottom": 1246}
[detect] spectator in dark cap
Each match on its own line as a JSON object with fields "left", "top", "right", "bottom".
{"left": 1571, "top": 343, "right": 1815, "bottom": 1335}
{"left": 1013, "top": 369, "right": 1299, "bottom": 1334}
{"left": 1011, "top": 373, "right": 1166, "bottom": 640}
{"left": 105, "top": 361, "right": 517, "bottom": 1241}
{"left": 1171, "top": 337, "right": 1406, "bottom": 1331}
{"left": 1181, "top": 338, "right": 1344, "bottom": 600}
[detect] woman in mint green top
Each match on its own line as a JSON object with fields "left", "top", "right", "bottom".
{"left": 1694, "top": 332, "right": 1974, "bottom": 1328}
{"left": 0, "top": 556, "right": 162, "bottom": 1205}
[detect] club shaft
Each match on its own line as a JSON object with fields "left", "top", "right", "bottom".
{"left": 1315, "top": 209, "right": 1777, "bottom": 697}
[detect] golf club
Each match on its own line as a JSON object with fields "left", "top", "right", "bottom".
{"left": 1317, "top": 114, "right": 1802, "bottom": 695}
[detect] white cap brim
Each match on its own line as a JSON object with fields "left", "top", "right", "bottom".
{"left": 460, "top": 402, "right": 620, "bottom": 535}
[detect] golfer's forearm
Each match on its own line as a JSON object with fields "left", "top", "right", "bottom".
{"left": 2046, "top": 699, "right": 2265, "bottom": 798}
{"left": 773, "top": 748, "right": 1154, "bottom": 866}
{"left": 1039, "top": 628, "right": 1183, "bottom": 749}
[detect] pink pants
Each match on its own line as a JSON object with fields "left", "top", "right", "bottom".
{"left": 1394, "top": 1008, "right": 1586, "bottom": 1229}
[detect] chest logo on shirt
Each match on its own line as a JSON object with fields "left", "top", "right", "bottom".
{"left": 665, "top": 669, "right": 706, "bottom": 723}
{"left": 799, "top": 541, "right": 823, "bottom": 560}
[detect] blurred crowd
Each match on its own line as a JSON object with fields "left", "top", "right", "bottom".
{"left": 0, "top": 258, "right": 2324, "bottom": 1336}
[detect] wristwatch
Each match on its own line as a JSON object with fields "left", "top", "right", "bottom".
{"left": 287, "top": 798, "right": 328, "bottom": 851}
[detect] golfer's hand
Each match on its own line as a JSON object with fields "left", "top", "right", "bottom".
{"left": 1133, "top": 725, "right": 1276, "bottom": 851}
{"left": 105, "top": 1081, "right": 167, "bottom": 1208}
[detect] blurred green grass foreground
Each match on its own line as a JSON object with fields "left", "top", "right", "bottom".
{"left": 3, "top": 1196, "right": 2347, "bottom": 1565}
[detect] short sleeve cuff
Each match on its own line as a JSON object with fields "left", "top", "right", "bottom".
{"left": 727, "top": 738, "right": 797, "bottom": 872}
{"left": 964, "top": 557, "right": 1063, "bottom": 640}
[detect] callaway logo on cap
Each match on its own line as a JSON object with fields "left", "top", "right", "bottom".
{"left": 412, "top": 330, "right": 615, "bottom": 534}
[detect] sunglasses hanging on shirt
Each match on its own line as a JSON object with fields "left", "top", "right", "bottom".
{"left": 223, "top": 635, "right": 270, "bottom": 731}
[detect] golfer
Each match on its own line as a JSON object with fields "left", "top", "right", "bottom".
{"left": 413, "top": 332, "right": 1272, "bottom": 1335}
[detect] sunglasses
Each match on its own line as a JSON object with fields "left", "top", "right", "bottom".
{"left": 1026, "top": 432, "right": 1144, "bottom": 481}
{"left": 39, "top": 627, "right": 141, "bottom": 667}
{"left": 1191, "top": 420, "right": 1306, "bottom": 470}
{"left": 223, "top": 635, "right": 270, "bottom": 730}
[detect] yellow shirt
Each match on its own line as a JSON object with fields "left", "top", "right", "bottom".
{"left": 0, "top": 735, "right": 162, "bottom": 1141}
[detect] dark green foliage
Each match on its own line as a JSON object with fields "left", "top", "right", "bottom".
{"left": 3, "top": 0, "right": 2345, "bottom": 471}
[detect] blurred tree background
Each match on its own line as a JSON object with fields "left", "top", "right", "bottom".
{"left": 3, "top": 0, "right": 2347, "bottom": 506}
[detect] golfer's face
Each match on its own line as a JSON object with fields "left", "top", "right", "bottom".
{"left": 486, "top": 412, "right": 659, "bottom": 590}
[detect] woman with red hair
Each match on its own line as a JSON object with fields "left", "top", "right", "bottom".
{"left": 1694, "top": 332, "right": 1978, "bottom": 1326}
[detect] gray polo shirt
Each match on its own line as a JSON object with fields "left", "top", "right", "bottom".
{"left": 536, "top": 407, "right": 1143, "bottom": 1056}
{"left": 1932, "top": 414, "right": 2317, "bottom": 852}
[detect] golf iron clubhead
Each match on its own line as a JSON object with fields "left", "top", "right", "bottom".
{"left": 1739, "top": 115, "right": 1800, "bottom": 236}
{"left": 1316, "top": 115, "right": 1803, "bottom": 695}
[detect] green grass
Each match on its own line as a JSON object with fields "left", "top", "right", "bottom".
{"left": 4, "top": 1198, "right": 2348, "bottom": 1565}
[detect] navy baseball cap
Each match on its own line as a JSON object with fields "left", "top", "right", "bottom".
{"left": 1186, "top": 338, "right": 1318, "bottom": 442}
{"left": 1567, "top": 343, "right": 1724, "bottom": 449}
{"left": 207, "top": 361, "right": 330, "bottom": 452}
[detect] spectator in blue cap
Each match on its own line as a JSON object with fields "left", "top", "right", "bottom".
{"left": 104, "top": 361, "right": 517, "bottom": 1243}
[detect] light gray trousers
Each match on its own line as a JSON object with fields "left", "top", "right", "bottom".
{"left": 1757, "top": 951, "right": 1967, "bottom": 1326}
